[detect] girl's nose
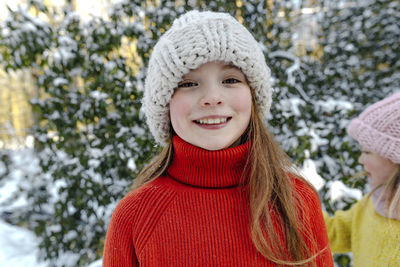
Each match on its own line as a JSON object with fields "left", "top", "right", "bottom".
{"left": 200, "top": 84, "right": 223, "bottom": 106}
{"left": 202, "top": 97, "right": 223, "bottom": 106}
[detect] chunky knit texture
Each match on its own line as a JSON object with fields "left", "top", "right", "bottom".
{"left": 347, "top": 91, "right": 400, "bottom": 164}
{"left": 324, "top": 195, "right": 400, "bottom": 267}
{"left": 103, "top": 136, "right": 333, "bottom": 266}
{"left": 143, "top": 10, "right": 272, "bottom": 145}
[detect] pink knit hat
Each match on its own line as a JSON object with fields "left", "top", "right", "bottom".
{"left": 347, "top": 92, "right": 400, "bottom": 164}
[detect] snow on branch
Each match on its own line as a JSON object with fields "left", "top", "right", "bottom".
{"left": 269, "top": 50, "right": 309, "bottom": 101}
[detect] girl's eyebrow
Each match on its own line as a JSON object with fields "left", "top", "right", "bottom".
{"left": 222, "top": 63, "right": 240, "bottom": 70}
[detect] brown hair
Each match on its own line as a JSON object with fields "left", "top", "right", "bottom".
{"left": 134, "top": 96, "right": 322, "bottom": 266}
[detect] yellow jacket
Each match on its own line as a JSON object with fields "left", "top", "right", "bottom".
{"left": 324, "top": 195, "right": 400, "bottom": 267}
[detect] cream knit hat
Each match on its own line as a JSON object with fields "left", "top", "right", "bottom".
{"left": 143, "top": 10, "right": 272, "bottom": 146}
{"left": 347, "top": 91, "right": 400, "bottom": 164}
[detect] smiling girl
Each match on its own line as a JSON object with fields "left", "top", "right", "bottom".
{"left": 324, "top": 92, "right": 400, "bottom": 266}
{"left": 103, "top": 10, "right": 333, "bottom": 266}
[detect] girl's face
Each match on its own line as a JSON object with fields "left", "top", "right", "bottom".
{"left": 358, "top": 148, "right": 398, "bottom": 188}
{"left": 169, "top": 61, "right": 252, "bottom": 151}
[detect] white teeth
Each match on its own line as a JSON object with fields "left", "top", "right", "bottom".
{"left": 197, "top": 118, "right": 227, "bottom": 124}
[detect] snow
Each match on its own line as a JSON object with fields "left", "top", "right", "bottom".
{"left": 0, "top": 219, "right": 46, "bottom": 267}
{"left": 53, "top": 77, "right": 69, "bottom": 87}
{"left": 2, "top": 203, "right": 120, "bottom": 266}
{"left": 127, "top": 158, "right": 137, "bottom": 171}
{"left": 327, "top": 180, "right": 363, "bottom": 203}
{"left": 300, "top": 151, "right": 326, "bottom": 191}
{"left": 279, "top": 97, "right": 305, "bottom": 117}
{"left": 90, "top": 90, "right": 108, "bottom": 100}
{"left": 0, "top": 150, "right": 45, "bottom": 266}
{"left": 52, "top": 47, "right": 75, "bottom": 66}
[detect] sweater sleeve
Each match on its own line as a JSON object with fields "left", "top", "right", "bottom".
{"left": 103, "top": 193, "right": 139, "bottom": 267}
{"left": 323, "top": 202, "right": 357, "bottom": 253}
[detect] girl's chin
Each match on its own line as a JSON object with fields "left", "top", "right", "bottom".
{"left": 200, "top": 143, "right": 232, "bottom": 151}
{"left": 193, "top": 138, "right": 239, "bottom": 151}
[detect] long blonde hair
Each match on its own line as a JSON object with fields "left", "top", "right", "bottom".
{"left": 370, "top": 165, "right": 400, "bottom": 218}
{"left": 134, "top": 96, "right": 322, "bottom": 266}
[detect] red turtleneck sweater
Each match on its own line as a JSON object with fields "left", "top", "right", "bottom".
{"left": 103, "top": 136, "right": 333, "bottom": 266}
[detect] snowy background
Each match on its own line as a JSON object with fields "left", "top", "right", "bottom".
{"left": 0, "top": 147, "right": 104, "bottom": 266}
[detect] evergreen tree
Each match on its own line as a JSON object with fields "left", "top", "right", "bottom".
{"left": 1, "top": 1, "right": 157, "bottom": 265}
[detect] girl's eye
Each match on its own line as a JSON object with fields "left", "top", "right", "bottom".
{"left": 223, "top": 78, "right": 240, "bottom": 84}
{"left": 177, "top": 81, "right": 197, "bottom": 88}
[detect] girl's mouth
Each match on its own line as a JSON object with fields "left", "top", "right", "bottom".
{"left": 194, "top": 117, "right": 232, "bottom": 125}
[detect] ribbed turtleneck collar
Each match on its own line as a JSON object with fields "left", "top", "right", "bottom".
{"left": 167, "top": 135, "right": 251, "bottom": 188}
